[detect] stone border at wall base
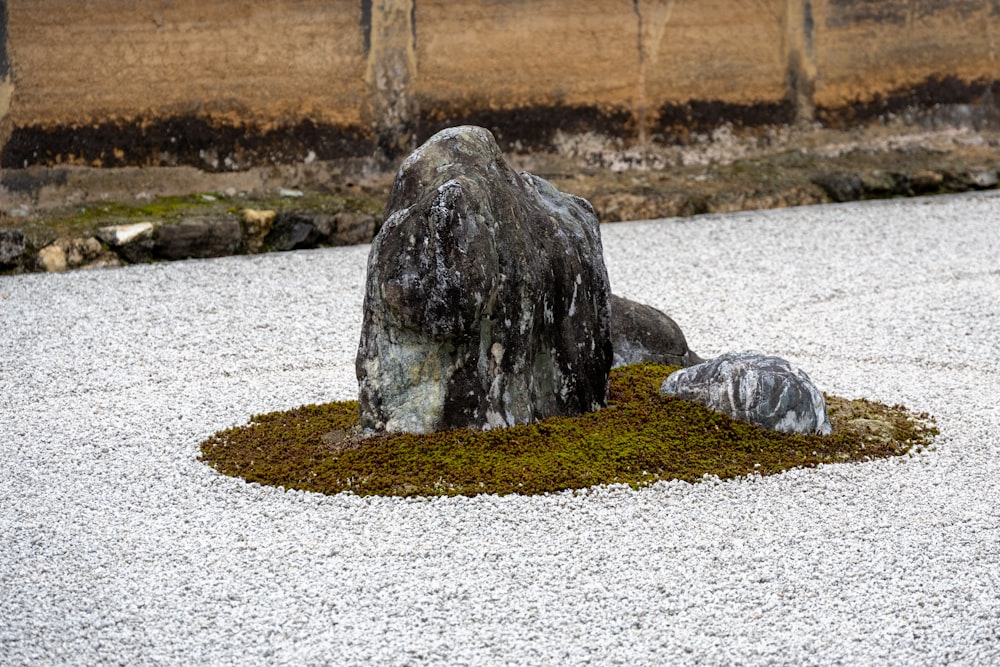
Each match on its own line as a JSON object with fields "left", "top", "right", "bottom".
{"left": 2, "top": 125, "right": 999, "bottom": 275}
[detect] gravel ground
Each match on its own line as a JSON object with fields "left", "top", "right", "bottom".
{"left": 2, "top": 192, "right": 998, "bottom": 666}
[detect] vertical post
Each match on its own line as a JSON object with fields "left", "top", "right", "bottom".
{"left": 364, "top": 0, "right": 417, "bottom": 161}
{"left": 633, "top": 0, "right": 675, "bottom": 151}
{"left": 0, "top": 0, "right": 13, "bottom": 149}
{"left": 785, "top": 0, "right": 816, "bottom": 125}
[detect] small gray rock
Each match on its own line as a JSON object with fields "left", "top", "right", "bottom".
{"left": 265, "top": 212, "right": 329, "bottom": 251}
{"left": 154, "top": 217, "right": 242, "bottom": 260}
{"left": 98, "top": 222, "right": 155, "bottom": 264}
{"left": 660, "top": 352, "right": 832, "bottom": 435}
{"left": 610, "top": 294, "right": 701, "bottom": 368}
{"left": 0, "top": 228, "right": 26, "bottom": 269}
{"left": 331, "top": 212, "right": 377, "bottom": 246}
{"left": 812, "top": 172, "right": 863, "bottom": 203}
{"left": 97, "top": 222, "right": 154, "bottom": 247}
{"left": 968, "top": 169, "right": 998, "bottom": 189}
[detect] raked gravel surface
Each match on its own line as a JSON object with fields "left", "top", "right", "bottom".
{"left": 2, "top": 192, "right": 999, "bottom": 666}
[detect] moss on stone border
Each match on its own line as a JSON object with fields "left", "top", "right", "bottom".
{"left": 3, "top": 190, "right": 385, "bottom": 254}
{"left": 199, "top": 363, "right": 938, "bottom": 498}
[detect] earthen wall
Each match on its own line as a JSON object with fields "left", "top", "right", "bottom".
{"left": 0, "top": 0, "right": 997, "bottom": 168}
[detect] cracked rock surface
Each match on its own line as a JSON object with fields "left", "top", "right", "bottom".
{"left": 661, "top": 352, "right": 832, "bottom": 435}
{"left": 357, "top": 126, "right": 612, "bottom": 433}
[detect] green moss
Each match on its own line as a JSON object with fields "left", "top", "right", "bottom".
{"left": 22, "top": 191, "right": 385, "bottom": 246}
{"left": 199, "top": 363, "right": 938, "bottom": 498}
{"left": 71, "top": 194, "right": 218, "bottom": 223}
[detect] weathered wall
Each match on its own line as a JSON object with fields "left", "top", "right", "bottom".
{"left": 0, "top": 0, "right": 13, "bottom": 150}
{"left": 812, "top": 0, "right": 1000, "bottom": 121}
{"left": 1, "top": 0, "right": 997, "bottom": 170}
{"left": 414, "top": 1, "right": 795, "bottom": 142}
{"left": 2, "top": 0, "right": 371, "bottom": 168}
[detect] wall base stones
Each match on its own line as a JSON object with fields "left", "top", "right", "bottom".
{"left": 0, "top": 207, "right": 379, "bottom": 273}
{"left": 35, "top": 236, "right": 119, "bottom": 272}
{"left": 0, "top": 228, "right": 24, "bottom": 268}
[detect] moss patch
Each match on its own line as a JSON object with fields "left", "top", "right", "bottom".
{"left": 199, "top": 363, "right": 937, "bottom": 498}
{"left": 8, "top": 190, "right": 385, "bottom": 251}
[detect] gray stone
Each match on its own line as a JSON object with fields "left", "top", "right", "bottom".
{"left": 36, "top": 237, "right": 115, "bottom": 272}
{"left": 660, "top": 352, "right": 832, "bottom": 435}
{"left": 260, "top": 210, "right": 372, "bottom": 251}
{"left": 97, "top": 222, "right": 155, "bottom": 264}
{"left": 331, "top": 212, "right": 377, "bottom": 246}
{"left": 97, "top": 222, "right": 154, "bottom": 247}
{"left": 968, "top": 169, "right": 998, "bottom": 189}
{"left": 357, "top": 125, "right": 613, "bottom": 434}
{"left": 610, "top": 295, "right": 701, "bottom": 368}
{"left": 154, "top": 217, "right": 242, "bottom": 260}
{"left": 265, "top": 212, "right": 330, "bottom": 251}
{"left": 0, "top": 228, "right": 26, "bottom": 268}
{"left": 812, "top": 172, "right": 863, "bottom": 202}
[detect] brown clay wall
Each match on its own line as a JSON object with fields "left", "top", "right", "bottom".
{"left": 812, "top": 0, "right": 999, "bottom": 112}
{"left": 1, "top": 0, "right": 372, "bottom": 169}
{"left": 6, "top": 0, "right": 367, "bottom": 127}
{"left": 0, "top": 0, "right": 997, "bottom": 170}
{"left": 641, "top": 2, "right": 788, "bottom": 108}
{"left": 415, "top": 1, "right": 794, "bottom": 139}
{"left": 415, "top": 1, "right": 637, "bottom": 111}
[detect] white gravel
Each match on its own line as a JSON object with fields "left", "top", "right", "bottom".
{"left": 2, "top": 192, "right": 999, "bottom": 666}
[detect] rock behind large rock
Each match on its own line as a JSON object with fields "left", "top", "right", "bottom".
{"left": 357, "top": 126, "right": 613, "bottom": 433}
{"left": 660, "top": 352, "right": 832, "bottom": 435}
{"left": 610, "top": 294, "right": 701, "bottom": 368}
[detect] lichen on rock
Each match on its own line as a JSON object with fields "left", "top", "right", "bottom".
{"left": 661, "top": 352, "right": 832, "bottom": 435}
{"left": 356, "top": 126, "right": 613, "bottom": 433}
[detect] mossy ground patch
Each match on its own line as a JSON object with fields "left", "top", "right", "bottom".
{"left": 199, "top": 364, "right": 937, "bottom": 498}
{"left": 6, "top": 190, "right": 385, "bottom": 251}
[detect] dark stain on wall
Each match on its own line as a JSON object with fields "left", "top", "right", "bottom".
{"left": 1, "top": 117, "right": 373, "bottom": 170}
{"left": 632, "top": 0, "right": 645, "bottom": 64}
{"left": 362, "top": 0, "right": 418, "bottom": 59}
{"left": 816, "top": 75, "right": 998, "bottom": 127}
{"left": 804, "top": 0, "right": 815, "bottom": 53}
{"left": 825, "top": 0, "right": 909, "bottom": 28}
{"left": 0, "top": 0, "right": 9, "bottom": 79}
{"left": 914, "top": 0, "right": 987, "bottom": 20}
{"left": 4, "top": 76, "right": 997, "bottom": 169}
{"left": 0, "top": 165, "right": 67, "bottom": 196}
{"left": 360, "top": 0, "right": 372, "bottom": 54}
{"left": 656, "top": 99, "right": 797, "bottom": 137}
{"left": 417, "top": 104, "right": 636, "bottom": 152}
{"left": 826, "top": 0, "right": 987, "bottom": 27}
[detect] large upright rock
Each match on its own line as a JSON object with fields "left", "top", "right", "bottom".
{"left": 357, "top": 126, "right": 613, "bottom": 433}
